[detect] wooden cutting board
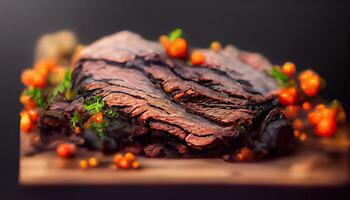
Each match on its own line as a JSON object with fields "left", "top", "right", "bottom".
{"left": 19, "top": 131, "right": 349, "bottom": 186}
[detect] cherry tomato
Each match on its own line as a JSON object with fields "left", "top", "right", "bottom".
{"left": 190, "top": 51, "right": 205, "bottom": 66}
{"left": 56, "top": 143, "right": 76, "bottom": 158}
{"left": 281, "top": 62, "right": 296, "bottom": 77}
{"left": 314, "top": 117, "right": 336, "bottom": 137}
{"left": 278, "top": 87, "right": 298, "bottom": 106}
{"left": 167, "top": 38, "right": 187, "bottom": 59}
{"left": 20, "top": 112, "right": 33, "bottom": 133}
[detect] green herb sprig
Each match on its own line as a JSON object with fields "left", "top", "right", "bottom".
{"left": 26, "top": 87, "right": 46, "bottom": 108}
{"left": 49, "top": 70, "right": 72, "bottom": 102}
{"left": 90, "top": 120, "right": 108, "bottom": 139}
{"left": 70, "top": 111, "right": 81, "bottom": 127}
{"left": 269, "top": 67, "right": 290, "bottom": 88}
{"left": 169, "top": 28, "right": 183, "bottom": 42}
{"left": 83, "top": 96, "right": 105, "bottom": 115}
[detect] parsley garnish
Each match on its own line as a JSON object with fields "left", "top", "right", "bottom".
{"left": 90, "top": 120, "right": 108, "bottom": 139}
{"left": 236, "top": 126, "right": 246, "bottom": 132}
{"left": 49, "top": 70, "right": 72, "bottom": 102}
{"left": 70, "top": 111, "right": 80, "bottom": 127}
{"left": 269, "top": 67, "right": 290, "bottom": 88}
{"left": 83, "top": 96, "right": 105, "bottom": 115}
{"left": 26, "top": 87, "right": 45, "bottom": 108}
{"left": 104, "top": 108, "right": 119, "bottom": 118}
{"left": 169, "top": 28, "right": 183, "bottom": 42}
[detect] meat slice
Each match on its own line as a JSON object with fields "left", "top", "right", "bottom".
{"left": 40, "top": 31, "right": 295, "bottom": 157}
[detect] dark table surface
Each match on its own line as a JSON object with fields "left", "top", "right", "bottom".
{"left": 0, "top": 0, "right": 349, "bottom": 199}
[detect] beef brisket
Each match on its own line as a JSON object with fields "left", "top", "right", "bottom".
{"left": 39, "top": 31, "right": 295, "bottom": 157}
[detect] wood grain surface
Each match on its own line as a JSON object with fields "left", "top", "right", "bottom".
{"left": 19, "top": 146, "right": 349, "bottom": 186}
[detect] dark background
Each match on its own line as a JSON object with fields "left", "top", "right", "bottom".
{"left": 0, "top": 0, "right": 349, "bottom": 199}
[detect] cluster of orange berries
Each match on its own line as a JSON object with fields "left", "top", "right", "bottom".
{"left": 276, "top": 62, "right": 345, "bottom": 138}
{"left": 79, "top": 157, "right": 99, "bottom": 170}
{"left": 21, "top": 59, "right": 57, "bottom": 88}
{"left": 277, "top": 63, "right": 321, "bottom": 106}
{"left": 20, "top": 109, "right": 39, "bottom": 133}
{"left": 113, "top": 152, "right": 140, "bottom": 170}
{"left": 160, "top": 29, "right": 222, "bottom": 67}
{"left": 19, "top": 59, "right": 60, "bottom": 133}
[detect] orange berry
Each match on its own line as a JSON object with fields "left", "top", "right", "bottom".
{"left": 298, "top": 70, "right": 316, "bottom": 83}
{"left": 20, "top": 93, "right": 36, "bottom": 109}
{"left": 79, "top": 160, "right": 88, "bottom": 170}
{"left": 27, "top": 109, "right": 39, "bottom": 124}
{"left": 190, "top": 51, "right": 205, "bottom": 66}
{"left": 283, "top": 105, "right": 299, "bottom": 119}
{"left": 302, "top": 102, "right": 312, "bottom": 111}
{"left": 20, "top": 112, "right": 33, "bottom": 133}
{"left": 114, "top": 154, "right": 123, "bottom": 164}
{"left": 167, "top": 38, "right": 187, "bottom": 59}
{"left": 90, "top": 112, "right": 103, "bottom": 123}
{"left": 307, "top": 110, "right": 324, "bottom": 125}
{"left": 88, "top": 157, "right": 99, "bottom": 167}
{"left": 118, "top": 158, "right": 130, "bottom": 169}
{"left": 294, "top": 130, "right": 301, "bottom": 137}
{"left": 299, "top": 133, "right": 307, "bottom": 141}
{"left": 56, "top": 143, "right": 76, "bottom": 158}
{"left": 159, "top": 35, "right": 170, "bottom": 49}
{"left": 210, "top": 41, "right": 222, "bottom": 52}
{"left": 293, "top": 118, "right": 304, "bottom": 130}
{"left": 300, "top": 76, "right": 320, "bottom": 97}
{"left": 35, "top": 59, "right": 57, "bottom": 72}
{"left": 74, "top": 126, "right": 81, "bottom": 134}
{"left": 124, "top": 152, "right": 135, "bottom": 163}
{"left": 21, "top": 69, "right": 36, "bottom": 86}
{"left": 278, "top": 87, "right": 298, "bottom": 106}
{"left": 32, "top": 73, "right": 46, "bottom": 88}
{"left": 132, "top": 161, "right": 140, "bottom": 169}
{"left": 281, "top": 62, "right": 296, "bottom": 77}
{"left": 315, "top": 104, "right": 326, "bottom": 111}
{"left": 314, "top": 117, "right": 336, "bottom": 137}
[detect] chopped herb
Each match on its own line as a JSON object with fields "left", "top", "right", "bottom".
{"left": 49, "top": 70, "right": 72, "bottom": 102}
{"left": 236, "top": 126, "right": 246, "bottom": 132}
{"left": 104, "top": 108, "right": 119, "bottom": 118}
{"left": 169, "top": 28, "right": 182, "bottom": 42}
{"left": 83, "top": 96, "right": 105, "bottom": 115}
{"left": 269, "top": 67, "right": 290, "bottom": 88}
{"left": 25, "top": 87, "right": 45, "bottom": 108}
{"left": 70, "top": 111, "right": 81, "bottom": 127}
{"left": 90, "top": 120, "right": 108, "bottom": 139}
